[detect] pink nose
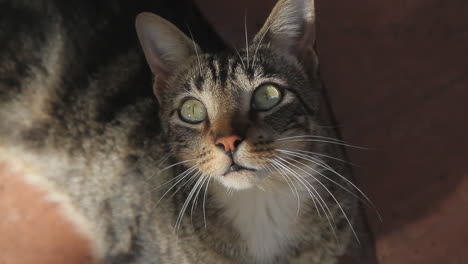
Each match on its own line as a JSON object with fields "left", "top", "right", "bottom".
{"left": 215, "top": 135, "right": 242, "bottom": 152}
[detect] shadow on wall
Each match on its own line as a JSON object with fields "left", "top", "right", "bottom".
{"left": 315, "top": 0, "right": 468, "bottom": 238}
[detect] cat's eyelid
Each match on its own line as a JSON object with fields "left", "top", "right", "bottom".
{"left": 174, "top": 95, "right": 202, "bottom": 108}
{"left": 249, "top": 78, "right": 287, "bottom": 90}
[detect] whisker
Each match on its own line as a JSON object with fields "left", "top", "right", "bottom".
{"left": 251, "top": 20, "right": 274, "bottom": 70}
{"left": 186, "top": 24, "right": 203, "bottom": 77}
{"left": 244, "top": 12, "right": 250, "bottom": 69}
{"left": 278, "top": 150, "right": 382, "bottom": 214}
{"left": 159, "top": 158, "right": 197, "bottom": 172}
{"left": 202, "top": 176, "right": 212, "bottom": 229}
{"left": 144, "top": 150, "right": 175, "bottom": 181}
{"left": 277, "top": 148, "right": 359, "bottom": 167}
{"left": 278, "top": 150, "right": 366, "bottom": 199}
{"left": 275, "top": 134, "right": 371, "bottom": 150}
{"left": 266, "top": 157, "right": 317, "bottom": 218}
{"left": 270, "top": 161, "right": 302, "bottom": 218}
{"left": 152, "top": 166, "right": 197, "bottom": 209}
{"left": 191, "top": 175, "right": 210, "bottom": 224}
{"left": 274, "top": 158, "right": 335, "bottom": 237}
{"left": 167, "top": 170, "right": 201, "bottom": 201}
{"left": 233, "top": 47, "right": 246, "bottom": 72}
{"left": 275, "top": 157, "right": 338, "bottom": 240}
{"left": 174, "top": 174, "right": 206, "bottom": 232}
{"left": 277, "top": 155, "right": 360, "bottom": 243}
{"left": 277, "top": 149, "right": 381, "bottom": 220}
{"left": 276, "top": 138, "right": 370, "bottom": 150}
{"left": 181, "top": 170, "right": 202, "bottom": 191}
{"left": 156, "top": 150, "right": 174, "bottom": 166}
{"left": 226, "top": 187, "right": 234, "bottom": 197}
{"left": 147, "top": 165, "right": 195, "bottom": 192}
{"left": 276, "top": 135, "right": 348, "bottom": 143}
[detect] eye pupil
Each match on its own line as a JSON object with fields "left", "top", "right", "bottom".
{"left": 179, "top": 99, "right": 206, "bottom": 123}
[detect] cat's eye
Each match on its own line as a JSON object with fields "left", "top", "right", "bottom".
{"left": 179, "top": 99, "right": 207, "bottom": 124}
{"left": 252, "top": 84, "right": 282, "bottom": 111}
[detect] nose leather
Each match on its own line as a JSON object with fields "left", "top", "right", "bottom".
{"left": 215, "top": 135, "right": 242, "bottom": 152}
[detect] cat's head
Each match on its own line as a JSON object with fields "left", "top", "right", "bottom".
{"left": 136, "top": 0, "right": 321, "bottom": 190}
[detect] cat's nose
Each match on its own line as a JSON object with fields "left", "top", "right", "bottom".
{"left": 215, "top": 135, "right": 243, "bottom": 152}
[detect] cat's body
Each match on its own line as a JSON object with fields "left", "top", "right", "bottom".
{"left": 0, "top": 0, "right": 375, "bottom": 263}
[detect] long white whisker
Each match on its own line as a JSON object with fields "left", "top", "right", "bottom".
{"left": 279, "top": 150, "right": 366, "bottom": 197}
{"left": 278, "top": 148, "right": 358, "bottom": 167}
{"left": 244, "top": 12, "right": 250, "bottom": 69}
{"left": 159, "top": 158, "right": 197, "bottom": 172}
{"left": 144, "top": 150, "right": 175, "bottom": 181}
{"left": 270, "top": 161, "right": 302, "bottom": 218}
{"left": 191, "top": 175, "right": 210, "bottom": 223}
{"left": 181, "top": 170, "right": 201, "bottom": 191}
{"left": 152, "top": 166, "right": 197, "bottom": 209}
{"left": 277, "top": 139, "right": 369, "bottom": 149}
{"left": 233, "top": 47, "right": 246, "bottom": 72}
{"left": 251, "top": 20, "right": 274, "bottom": 70}
{"left": 186, "top": 25, "right": 203, "bottom": 77}
{"left": 283, "top": 152, "right": 370, "bottom": 205}
{"left": 202, "top": 176, "right": 212, "bottom": 229}
{"left": 275, "top": 157, "right": 338, "bottom": 240}
{"left": 276, "top": 135, "right": 348, "bottom": 143}
{"left": 174, "top": 174, "right": 206, "bottom": 232}
{"left": 278, "top": 149, "right": 380, "bottom": 219}
{"left": 277, "top": 155, "right": 360, "bottom": 243}
{"left": 275, "top": 158, "right": 333, "bottom": 224}
{"left": 156, "top": 150, "right": 174, "bottom": 166}
{"left": 148, "top": 165, "right": 196, "bottom": 192}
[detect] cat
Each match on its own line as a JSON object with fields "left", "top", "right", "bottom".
{"left": 0, "top": 0, "right": 376, "bottom": 263}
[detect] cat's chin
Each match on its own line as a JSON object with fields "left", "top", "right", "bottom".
{"left": 218, "top": 169, "right": 268, "bottom": 190}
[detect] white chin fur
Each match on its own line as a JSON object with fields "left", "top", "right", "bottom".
{"left": 218, "top": 171, "right": 255, "bottom": 190}
{"left": 217, "top": 169, "right": 271, "bottom": 190}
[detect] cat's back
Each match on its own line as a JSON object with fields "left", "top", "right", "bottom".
{"left": 0, "top": 1, "right": 178, "bottom": 260}
{"left": 0, "top": 0, "right": 156, "bottom": 143}
{"left": 0, "top": 0, "right": 224, "bottom": 148}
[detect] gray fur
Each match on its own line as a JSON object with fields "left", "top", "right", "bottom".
{"left": 0, "top": 0, "right": 374, "bottom": 263}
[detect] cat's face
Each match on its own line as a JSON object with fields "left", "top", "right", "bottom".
{"left": 136, "top": 0, "right": 318, "bottom": 190}
{"left": 158, "top": 49, "right": 319, "bottom": 189}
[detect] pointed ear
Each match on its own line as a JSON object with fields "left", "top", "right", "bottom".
{"left": 254, "top": 0, "right": 317, "bottom": 72}
{"left": 135, "top": 12, "right": 201, "bottom": 95}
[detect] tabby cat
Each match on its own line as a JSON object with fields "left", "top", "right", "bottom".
{"left": 0, "top": 0, "right": 375, "bottom": 263}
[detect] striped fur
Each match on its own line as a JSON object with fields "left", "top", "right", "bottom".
{"left": 0, "top": 0, "right": 374, "bottom": 263}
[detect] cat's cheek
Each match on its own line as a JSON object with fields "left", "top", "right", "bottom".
{"left": 199, "top": 149, "right": 231, "bottom": 177}
{"left": 275, "top": 140, "right": 310, "bottom": 153}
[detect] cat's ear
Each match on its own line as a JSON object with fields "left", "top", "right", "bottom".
{"left": 136, "top": 12, "right": 201, "bottom": 92}
{"left": 254, "top": 0, "right": 317, "bottom": 72}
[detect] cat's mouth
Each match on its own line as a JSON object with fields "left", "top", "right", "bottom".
{"left": 223, "top": 163, "right": 256, "bottom": 176}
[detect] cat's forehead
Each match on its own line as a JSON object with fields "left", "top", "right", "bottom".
{"left": 184, "top": 51, "right": 289, "bottom": 95}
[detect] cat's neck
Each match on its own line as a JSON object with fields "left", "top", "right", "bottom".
{"left": 209, "top": 179, "right": 313, "bottom": 263}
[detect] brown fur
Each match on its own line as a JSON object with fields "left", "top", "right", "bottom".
{"left": 0, "top": 0, "right": 375, "bottom": 263}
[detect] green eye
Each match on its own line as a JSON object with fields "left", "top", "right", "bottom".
{"left": 179, "top": 99, "right": 206, "bottom": 124}
{"left": 252, "top": 84, "right": 282, "bottom": 111}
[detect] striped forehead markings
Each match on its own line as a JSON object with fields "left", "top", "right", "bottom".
{"left": 194, "top": 74, "right": 205, "bottom": 91}
{"left": 207, "top": 55, "right": 218, "bottom": 84}
{"left": 217, "top": 53, "right": 230, "bottom": 87}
